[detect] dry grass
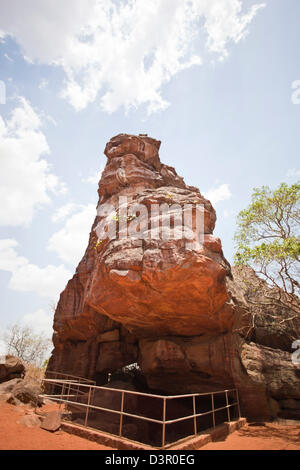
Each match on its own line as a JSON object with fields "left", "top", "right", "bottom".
{"left": 24, "top": 363, "right": 45, "bottom": 382}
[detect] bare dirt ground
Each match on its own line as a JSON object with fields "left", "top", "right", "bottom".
{"left": 200, "top": 421, "right": 300, "bottom": 450}
{"left": 0, "top": 402, "right": 299, "bottom": 450}
{"left": 0, "top": 402, "right": 113, "bottom": 450}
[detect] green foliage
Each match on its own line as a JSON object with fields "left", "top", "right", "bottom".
{"left": 234, "top": 182, "right": 300, "bottom": 296}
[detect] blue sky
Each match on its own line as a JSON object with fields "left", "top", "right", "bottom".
{"left": 0, "top": 0, "right": 299, "bottom": 350}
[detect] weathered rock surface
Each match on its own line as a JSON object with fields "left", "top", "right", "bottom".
{"left": 0, "top": 374, "right": 43, "bottom": 407}
{"left": 231, "top": 265, "right": 300, "bottom": 352}
{"left": 0, "top": 355, "right": 25, "bottom": 383}
{"left": 138, "top": 335, "right": 234, "bottom": 394}
{"left": 10, "top": 379, "right": 42, "bottom": 406}
{"left": 2, "top": 378, "right": 43, "bottom": 407}
{"left": 47, "top": 134, "right": 300, "bottom": 421}
{"left": 0, "top": 378, "right": 23, "bottom": 394}
{"left": 40, "top": 410, "right": 61, "bottom": 432}
{"left": 51, "top": 134, "right": 233, "bottom": 340}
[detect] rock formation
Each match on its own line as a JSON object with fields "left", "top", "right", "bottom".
{"left": 0, "top": 355, "right": 25, "bottom": 383}
{"left": 47, "top": 134, "right": 300, "bottom": 421}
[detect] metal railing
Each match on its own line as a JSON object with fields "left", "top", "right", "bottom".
{"left": 45, "top": 370, "right": 96, "bottom": 384}
{"left": 43, "top": 371, "right": 96, "bottom": 398}
{"left": 39, "top": 377, "right": 241, "bottom": 448}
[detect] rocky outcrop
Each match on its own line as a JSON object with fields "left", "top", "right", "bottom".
{"left": 0, "top": 377, "right": 43, "bottom": 407}
{"left": 231, "top": 265, "right": 300, "bottom": 351}
{"left": 40, "top": 410, "right": 61, "bottom": 432}
{"left": 0, "top": 355, "right": 25, "bottom": 383}
{"left": 228, "top": 266, "right": 300, "bottom": 420}
{"left": 0, "top": 378, "right": 23, "bottom": 396}
{"left": 47, "top": 134, "right": 300, "bottom": 421}
{"left": 8, "top": 378, "right": 43, "bottom": 406}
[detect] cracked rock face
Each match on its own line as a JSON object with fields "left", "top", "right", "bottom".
{"left": 47, "top": 134, "right": 300, "bottom": 421}
{"left": 86, "top": 133, "right": 234, "bottom": 337}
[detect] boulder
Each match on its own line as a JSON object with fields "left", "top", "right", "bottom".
{"left": 0, "top": 355, "right": 25, "bottom": 383}
{"left": 0, "top": 378, "right": 23, "bottom": 394}
{"left": 40, "top": 410, "right": 61, "bottom": 432}
{"left": 9, "top": 378, "right": 43, "bottom": 407}
{"left": 48, "top": 134, "right": 234, "bottom": 377}
{"left": 231, "top": 265, "right": 300, "bottom": 352}
{"left": 240, "top": 342, "right": 300, "bottom": 401}
{"left": 46, "top": 134, "right": 300, "bottom": 422}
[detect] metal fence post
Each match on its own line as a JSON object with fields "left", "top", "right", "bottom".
{"left": 84, "top": 386, "right": 92, "bottom": 427}
{"left": 211, "top": 393, "right": 215, "bottom": 429}
{"left": 193, "top": 395, "right": 197, "bottom": 435}
{"left": 67, "top": 382, "right": 71, "bottom": 400}
{"left": 225, "top": 390, "right": 230, "bottom": 422}
{"left": 119, "top": 391, "right": 125, "bottom": 437}
{"left": 60, "top": 382, "right": 65, "bottom": 411}
{"left": 51, "top": 379, "right": 54, "bottom": 396}
{"left": 162, "top": 397, "right": 167, "bottom": 448}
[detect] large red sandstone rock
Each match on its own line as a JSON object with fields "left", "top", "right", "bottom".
{"left": 48, "top": 134, "right": 300, "bottom": 421}
{"left": 52, "top": 134, "right": 233, "bottom": 339}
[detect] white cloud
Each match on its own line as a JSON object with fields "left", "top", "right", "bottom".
{"left": 0, "top": 0, "right": 265, "bottom": 113}
{"left": 286, "top": 168, "right": 300, "bottom": 178}
{"left": 0, "top": 340, "right": 6, "bottom": 356}
{"left": 82, "top": 167, "right": 104, "bottom": 185}
{"left": 21, "top": 308, "right": 53, "bottom": 337}
{"left": 38, "top": 78, "right": 49, "bottom": 89}
{"left": 0, "top": 97, "right": 66, "bottom": 226}
{"left": 204, "top": 183, "right": 232, "bottom": 204}
{"left": 0, "top": 338, "right": 5, "bottom": 355}
{"left": 52, "top": 203, "right": 78, "bottom": 223}
{"left": 0, "top": 239, "right": 72, "bottom": 301}
{"left": 48, "top": 204, "right": 96, "bottom": 266}
{"left": 4, "top": 52, "right": 13, "bottom": 62}
{"left": 221, "top": 208, "right": 236, "bottom": 219}
{"left": 202, "top": 1, "right": 265, "bottom": 57}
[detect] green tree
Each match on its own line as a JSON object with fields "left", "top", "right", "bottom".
{"left": 234, "top": 182, "right": 300, "bottom": 314}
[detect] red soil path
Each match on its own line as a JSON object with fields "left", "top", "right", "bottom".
{"left": 0, "top": 402, "right": 299, "bottom": 450}
{"left": 0, "top": 402, "right": 113, "bottom": 450}
{"left": 200, "top": 422, "right": 300, "bottom": 450}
